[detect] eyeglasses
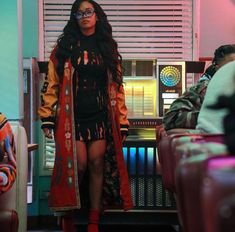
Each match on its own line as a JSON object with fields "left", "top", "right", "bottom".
{"left": 74, "top": 9, "right": 95, "bottom": 20}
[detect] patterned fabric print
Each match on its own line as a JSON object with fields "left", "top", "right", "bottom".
{"left": 0, "top": 113, "right": 17, "bottom": 195}
{"left": 102, "top": 119, "right": 122, "bottom": 208}
{"left": 48, "top": 61, "right": 81, "bottom": 211}
{"left": 74, "top": 119, "right": 123, "bottom": 209}
{"left": 163, "top": 80, "right": 209, "bottom": 130}
{"left": 75, "top": 120, "right": 107, "bottom": 142}
{"left": 72, "top": 34, "right": 108, "bottom": 142}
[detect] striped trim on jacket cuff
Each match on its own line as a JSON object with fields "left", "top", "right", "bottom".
{"left": 120, "top": 124, "right": 129, "bottom": 137}
{"left": 41, "top": 117, "right": 55, "bottom": 129}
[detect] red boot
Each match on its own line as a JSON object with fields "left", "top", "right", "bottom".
{"left": 62, "top": 214, "right": 76, "bottom": 232}
{"left": 88, "top": 209, "right": 100, "bottom": 232}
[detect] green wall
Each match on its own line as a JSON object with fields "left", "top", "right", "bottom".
{"left": 0, "top": 1, "right": 40, "bottom": 214}
{"left": 0, "top": 0, "right": 38, "bottom": 120}
{"left": 23, "top": 0, "right": 38, "bottom": 57}
{"left": 22, "top": 0, "right": 40, "bottom": 216}
{"left": 0, "top": 1, "right": 23, "bottom": 120}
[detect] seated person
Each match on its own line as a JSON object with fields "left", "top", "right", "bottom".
{"left": 0, "top": 112, "right": 16, "bottom": 195}
{"left": 207, "top": 91, "right": 235, "bottom": 154}
{"left": 196, "top": 60, "right": 235, "bottom": 134}
{"left": 163, "top": 44, "right": 235, "bottom": 131}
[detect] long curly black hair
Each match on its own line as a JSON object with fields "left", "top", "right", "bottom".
{"left": 55, "top": 0, "right": 123, "bottom": 86}
{"left": 203, "top": 44, "right": 235, "bottom": 79}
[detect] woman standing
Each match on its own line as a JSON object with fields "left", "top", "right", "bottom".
{"left": 38, "top": 1, "right": 133, "bottom": 231}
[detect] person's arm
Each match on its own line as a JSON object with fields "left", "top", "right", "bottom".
{"left": 163, "top": 81, "right": 208, "bottom": 130}
{"left": 38, "top": 58, "right": 60, "bottom": 137}
{"left": 163, "top": 99, "right": 200, "bottom": 130}
{"left": 116, "top": 84, "right": 130, "bottom": 142}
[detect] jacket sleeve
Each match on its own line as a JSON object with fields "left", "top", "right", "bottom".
{"left": 163, "top": 81, "right": 209, "bottom": 131}
{"left": 163, "top": 97, "right": 200, "bottom": 130}
{"left": 38, "top": 59, "right": 60, "bottom": 129}
{"left": 0, "top": 113, "right": 17, "bottom": 195}
{"left": 117, "top": 84, "right": 130, "bottom": 136}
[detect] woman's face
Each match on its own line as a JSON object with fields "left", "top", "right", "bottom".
{"left": 76, "top": 1, "right": 97, "bottom": 35}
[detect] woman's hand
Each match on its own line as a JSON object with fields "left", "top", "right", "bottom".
{"left": 42, "top": 128, "right": 53, "bottom": 139}
{"left": 122, "top": 134, "right": 127, "bottom": 143}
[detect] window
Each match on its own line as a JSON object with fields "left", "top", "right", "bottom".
{"left": 39, "top": 0, "right": 196, "bottom": 61}
{"left": 38, "top": 0, "right": 198, "bottom": 171}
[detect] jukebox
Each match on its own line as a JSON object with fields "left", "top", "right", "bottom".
{"left": 34, "top": 59, "right": 187, "bottom": 225}
{"left": 121, "top": 59, "right": 186, "bottom": 217}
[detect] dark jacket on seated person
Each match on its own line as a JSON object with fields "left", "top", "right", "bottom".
{"left": 163, "top": 44, "right": 235, "bottom": 131}
{"left": 163, "top": 65, "right": 215, "bottom": 131}
{"left": 0, "top": 113, "right": 16, "bottom": 195}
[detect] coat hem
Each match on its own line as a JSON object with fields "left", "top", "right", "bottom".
{"left": 50, "top": 205, "right": 81, "bottom": 212}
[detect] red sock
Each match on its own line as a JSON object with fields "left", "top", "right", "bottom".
{"left": 88, "top": 209, "right": 100, "bottom": 232}
{"left": 62, "top": 214, "right": 76, "bottom": 232}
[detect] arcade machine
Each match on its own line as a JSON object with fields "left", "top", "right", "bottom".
{"left": 116, "top": 59, "right": 186, "bottom": 224}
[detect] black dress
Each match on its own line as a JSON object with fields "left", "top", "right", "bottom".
{"left": 71, "top": 34, "right": 108, "bottom": 141}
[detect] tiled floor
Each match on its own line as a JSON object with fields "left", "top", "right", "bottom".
{"left": 28, "top": 225, "right": 180, "bottom": 232}
{"left": 27, "top": 213, "right": 180, "bottom": 232}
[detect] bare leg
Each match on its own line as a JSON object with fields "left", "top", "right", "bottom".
{"left": 76, "top": 141, "right": 88, "bottom": 185}
{"left": 87, "top": 139, "right": 106, "bottom": 232}
{"left": 87, "top": 139, "right": 106, "bottom": 210}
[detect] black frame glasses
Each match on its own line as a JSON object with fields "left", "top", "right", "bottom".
{"left": 74, "top": 9, "right": 95, "bottom": 20}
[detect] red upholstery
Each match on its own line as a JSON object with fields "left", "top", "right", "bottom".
{"left": 173, "top": 134, "right": 225, "bottom": 232}
{"left": 156, "top": 124, "right": 225, "bottom": 193}
{"left": 157, "top": 133, "right": 186, "bottom": 192}
{"left": 157, "top": 130, "right": 201, "bottom": 192}
{"left": 156, "top": 124, "right": 227, "bottom": 232}
{"left": 156, "top": 124, "right": 196, "bottom": 192}
{"left": 201, "top": 156, "right": 235, "bottom": 232}
{"left": 0, "top": 210, "right": 19, "bottom": 232}
{"left": 175, "top": 153, "right": 227, "bottom": 232}
{"left": 217, "top": 193, "right": 235, "bottom": 232}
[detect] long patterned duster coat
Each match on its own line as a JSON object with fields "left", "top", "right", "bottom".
{"left": 38, "top": 50, "right": 133, "bottom": 212}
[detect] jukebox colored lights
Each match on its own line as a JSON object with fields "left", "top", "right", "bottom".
{"left": 160, "top": 66, "right": 181, "bottom": 87}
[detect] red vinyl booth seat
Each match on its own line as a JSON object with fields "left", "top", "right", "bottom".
{"left": 156, "top": 124, "right": 228, "bottom": 232}
{"left": 0, "top": 210, "right": 19, "bottom": 232}
{"left": 156, "top": 124, "right": 224, "bottom": 193}
{"left": 217, "top": 193, "right": 235, "bottom": 232}
{"left": 201, "top": 156, "right": 235, "bottom": 232}
{"left": 175, "top": 153, "right": 227, "bottom": 232}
